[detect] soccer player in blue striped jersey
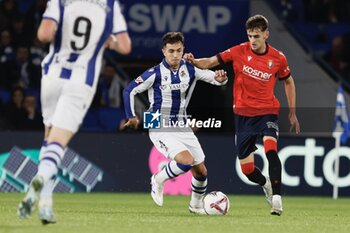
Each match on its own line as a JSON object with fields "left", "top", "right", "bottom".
{"left": 17, "top": 0, "right": 131, "bottom": 224}
{"left": 123, "top": 32, "right": 227, "bottom": 214}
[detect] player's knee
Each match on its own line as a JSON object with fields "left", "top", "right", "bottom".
{"left": 181, "top": 156, "right": 194, "bottom": 165}
{"left": 240, "top": 162, "right": 254, "bottom": 175}
{"left": 175, "top": 151, "right": 194, "bottom": 165}
{"left": 264, "top": 139, "right": 277, "bottom": 154}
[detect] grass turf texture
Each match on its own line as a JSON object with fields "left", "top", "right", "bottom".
{"left": 0, "top": 193, "right": 349, "bottom": 233}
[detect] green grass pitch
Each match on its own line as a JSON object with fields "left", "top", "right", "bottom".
{"left": 0, "top": 193, "right": 349, "bottom": 233}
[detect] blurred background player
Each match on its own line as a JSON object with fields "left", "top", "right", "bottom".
{"left": 17, "top": 0, "right": 131, "bottom": 224}
{"left": 184, "top": 15, "right": 300, "bottom": 216}
{"left": 123, "top": 32, "right": 227, "bottom": 214}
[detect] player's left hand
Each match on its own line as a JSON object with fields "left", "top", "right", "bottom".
{"left": 214, "top": 70, "right": 228, "bottom": 83}
{"left": 123, "top": 117, "right": 139, "bottom": 130}
{"left": 289, "top": 112, "right": 300, "bottom": 134}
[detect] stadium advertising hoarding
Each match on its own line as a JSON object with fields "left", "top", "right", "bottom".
{"left": 120, "top": 0, "right": 249, "bottom": 59}
{"left": 0, "top": 132, "right": 349, "bottom": 196}
{"left": 232, "top": 137, "right": 350, "bottom": 195}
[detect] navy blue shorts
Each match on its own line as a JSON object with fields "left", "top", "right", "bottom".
{"left": 234, "top": 114, "right": 279, "bottom": 159}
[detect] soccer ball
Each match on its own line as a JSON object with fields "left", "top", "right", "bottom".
{"left": 203, "top": 191, "right": 230, "bottom": 215}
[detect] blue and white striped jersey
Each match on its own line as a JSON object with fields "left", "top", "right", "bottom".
{"left": 41, "top": 0, "right": 127, "bottom": 89}
{"left": 123, "top": 59, "right": 227, "bottom": 122}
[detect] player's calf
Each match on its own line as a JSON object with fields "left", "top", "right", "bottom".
{"left": 241, "top": 162, "right": 266, "bottom": 186}
{"left": 264, "top": 139, "right": 282, "bottom": 195}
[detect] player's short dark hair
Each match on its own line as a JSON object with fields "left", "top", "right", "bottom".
{"left": 245, "top": 15, "right": 269, "bottom": 32}
{"left": 162, "top": 32, "right": 184, "bottom": 48}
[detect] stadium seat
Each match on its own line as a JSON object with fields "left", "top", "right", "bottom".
{"left": 60, "top": 148, "right": 78, "bottom": 175}
{"left": 60, "top": 148, "right": 103, "bottom": 192}
{"left": 80, "top": 164, "right": 103, "bottom": 192}
{"left": 3, "top": 147, "right": 27, "bottom": 177}
{"left": 53, "top": 179, "right": 74, "bottom": 193}
{"left": 16, "top": 159, "right": 38, "bottom": 184}
{"left": 2, "top": 146, "right": 102, "bottom": 192}
{"left": 0, "top": 179, "right": 21, "bottom": 192}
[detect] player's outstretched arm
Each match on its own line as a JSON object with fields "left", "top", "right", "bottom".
{"left": 37, "top": 19, "right": 57, "bottom": 43}
{"left": 194, "top": 68, "right": 227, "bottom": 86}
{"left": 284, "top": 76, "right": 300, "bottom": 134}
{"left": 183, "top": 53, "right": 220, "bottom": 69}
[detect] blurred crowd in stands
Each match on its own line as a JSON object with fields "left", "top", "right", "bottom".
{"left": 277, "top": 0, "right": 350, "bottom": 23}
{"left": 304, "top": 0, "right": 350, "bottom": 23}
{"left": 303, "top": 0, "right": 350, "bottom": 82}
{"left": 5, "top": 0, "right": 350, "bottom": 131}
{"left": 0, "top": 0, "right": 126, "bottom": 131}
{"left": 272, "top": 0, "right": 350, "bottom": 84}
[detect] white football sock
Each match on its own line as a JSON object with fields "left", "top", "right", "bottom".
{"left": 39, "top": 179, "right": 54, "bottom": 208}
{"left": 155, "top": 161, "right": 190, "bottom": 184}
{"left": 190, "top": 176, "right": 207, "bottom": 207}
{"left": 37, "top": 142, "right": 64, "bottom": 183}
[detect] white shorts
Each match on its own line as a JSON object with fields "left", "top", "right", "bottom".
{"left": 41, "top": 77, "right": 95, "bottom": 133}
{"left": 149, "top": 131, "right": 205, "bottom": 165}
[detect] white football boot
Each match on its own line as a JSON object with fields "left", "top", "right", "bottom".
{"left": 270, "top": 195, "right": 283, "bottom": 216}
{"left": 150, "top": 174, "right": 164, "bottom": 206}
{"left": 262, "top": 176, "right": 273, "bottom": 207}
{"left": 189, "top": 204, "right": 206, "bottom": 215}
{"left": 189, "top": 196, "right": 206, "bottom": 215}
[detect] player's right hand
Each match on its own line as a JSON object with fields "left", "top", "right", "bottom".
{"left": 288, "top": 112, "right": 300, "bottom": 134}
{"left": 214, "top": 70, "right": 228, "bottom": 83}
{"left": 183, "top": 53, "right": 195, "bottom": 63}
{"left": 123, "top": 117, "right": 139, "bottom": 130}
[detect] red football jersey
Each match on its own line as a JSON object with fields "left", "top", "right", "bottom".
{"left": 218, "top": 42, "right": 291, "bottom": 116}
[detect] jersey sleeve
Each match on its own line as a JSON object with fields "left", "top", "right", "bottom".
{"left": 123, "top": 69, "right": 156, "bottom": 118}
{"left": 217, "top": 45, "right": 240, "bottom": 64}
{"left": 278, "top": 52, "right": 291, "bottom": 80}
{"left": 112, "top": 1, "right": 128, "bottom": 34}
{"left": 194, "top": 67, "right": 227, "bottom": 86}
{"left": 42, "top": 0, "right": 61, "bottom": 25}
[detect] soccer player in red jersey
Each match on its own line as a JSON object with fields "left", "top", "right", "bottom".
{"left": 184, "top": 15, "right": 300, "bottom": 216}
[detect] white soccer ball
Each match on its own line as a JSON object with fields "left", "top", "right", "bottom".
{"left": 203, "top": 191, "right": 230, "bottom": 215}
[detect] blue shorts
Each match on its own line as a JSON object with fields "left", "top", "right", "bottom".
{"left": 234, "top": 114, "right": 279, "bottom": 159}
